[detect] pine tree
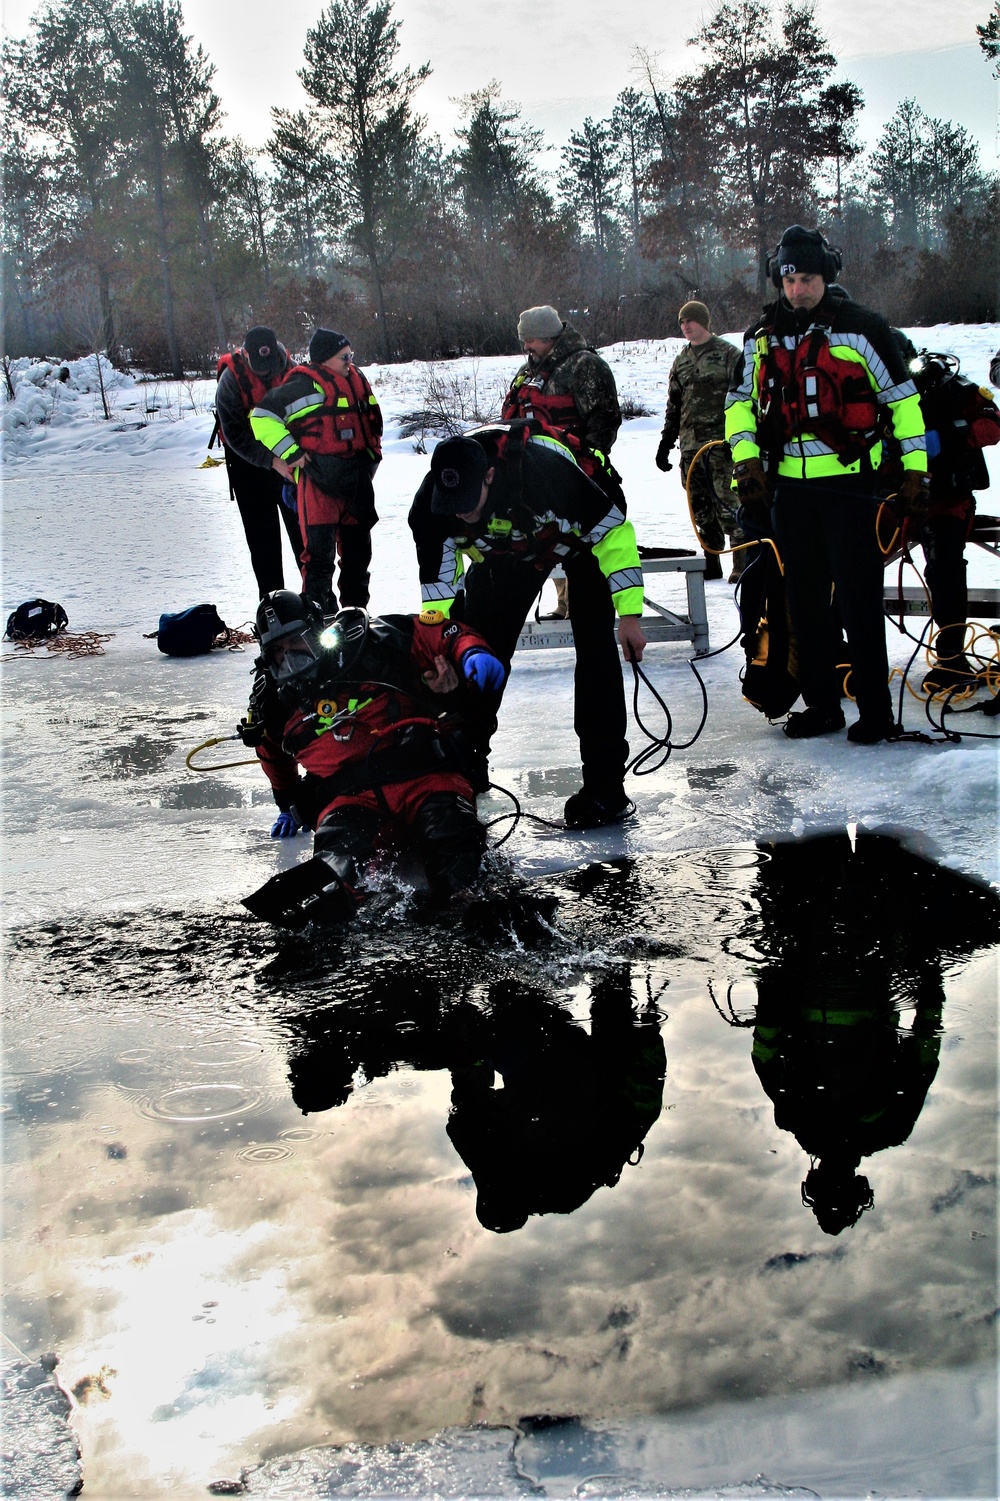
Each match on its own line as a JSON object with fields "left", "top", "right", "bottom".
{"left": 559, "top": 118, "right": 621, "bottom": 254}
{"left": 978, "top": 2, "right": 1000, "bottom": 77}
{"left": 299, "top": 0, "right": 430, "bottom": 359}
{"left": 127, "top": 0, "right": 227, "bottom": 347}
{"left": 676, "top": 0, "right": 864, "bottom": 294}
{"left": 869, "top": 100, "right": 988, "bottom": 251}
{"left": 5, "top": 0, "right": 127, "bottom": 355}
{"left": 267, "top": 109, "right": 332, "bottom": 282}
{"left": 454, "top": 83, "right": 551, "bottom": 234}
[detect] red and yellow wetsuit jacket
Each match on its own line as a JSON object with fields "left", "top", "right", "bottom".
{"left": 252, "top": 612, "right": 491, "bottom": 825}
{"left": 249, "top": 361, "right": 383, "bottom": 495}
{"left": 725, "top": 288, "right": 927, "bottom": 484}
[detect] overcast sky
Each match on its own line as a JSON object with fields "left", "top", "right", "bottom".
{"left": 3, "top": 0, "right": 997, "bottom": 167}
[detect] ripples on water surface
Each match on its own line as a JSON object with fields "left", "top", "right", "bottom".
{"left": 3, "top": 833, "right": 997, "bottom": 1496}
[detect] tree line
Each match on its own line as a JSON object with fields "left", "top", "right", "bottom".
{"left": 3, "top": 0, "right": 998, "bottom": 373}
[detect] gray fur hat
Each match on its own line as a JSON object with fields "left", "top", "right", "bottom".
{"left": 517, "top": 305, "right": 563, "bottom": 342}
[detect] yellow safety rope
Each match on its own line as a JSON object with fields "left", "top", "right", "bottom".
{"left": 186, "top": 736, "right": 258, "bottom": 772}
{"left": 684, "top": 439, "right": 783, "bottom": 572}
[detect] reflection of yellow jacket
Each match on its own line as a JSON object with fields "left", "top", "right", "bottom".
{"left": 725, "top": 292, "right": 927, "bottom": 483}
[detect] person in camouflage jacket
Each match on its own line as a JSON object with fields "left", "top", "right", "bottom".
{"left": 655, "top": 301, "right": 745, "bottom": 580}
{"left": 503, "top": 307, "right": 622, "bottom": 457}
{"left": 503, "top": 306, "right": 622, "bottom": 617}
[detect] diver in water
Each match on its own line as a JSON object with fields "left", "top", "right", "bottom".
{"left": 240, "top": 590, "right": 504, "bottom": 928}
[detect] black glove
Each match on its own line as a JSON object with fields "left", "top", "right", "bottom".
{"left": 734, "top": 458, "right": 772, "bottom": 533}
{"left": 655, "top": 437, "right": 674, "bottom": 472}
{"left": 894, "top": 470, "right": 933, "bottom": 517}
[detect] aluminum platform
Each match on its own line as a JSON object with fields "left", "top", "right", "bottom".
{"left": 516, "top": 551, "right": 711, "bottom": 655}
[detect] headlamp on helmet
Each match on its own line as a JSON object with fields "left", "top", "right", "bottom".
{"left": 909, "top": 349, "right": 960, "bottom": 394}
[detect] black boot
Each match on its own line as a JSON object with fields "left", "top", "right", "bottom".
{"left": 564, "top": 787, "right": 636, "bottom": 829}
{"left": 783, "top": 706, "right": 846, "bottom": 739}
{"left": 703, "top": 552, "right": 724, "bottom": 581}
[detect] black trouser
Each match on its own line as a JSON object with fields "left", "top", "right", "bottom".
{"left": 302, "top": 521, "right": 372, "bottom": 613}
{"left": 225, "top": 449, "right": 303, "bottom": 599}
{"left": 916, "top": 510, "right": 970, "bottom": 661}
{"left": 461, "top": 550, "right": 629, "bottom": 797}
{"left": 772, "top": 476, "right": 891, "bottom": 724}
{"left": 314, "top": 791, "right": 485, "bottom": 897}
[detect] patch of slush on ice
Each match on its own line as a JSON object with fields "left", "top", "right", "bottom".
{"left": 0, "top": 1353, "right": 83, "bottom": 1500}
{"left": 242, "top": 1424, "right": 532, "bottom": 1496}
{"left": 241, "top": 1360, "right": 996, "bottom": 1498}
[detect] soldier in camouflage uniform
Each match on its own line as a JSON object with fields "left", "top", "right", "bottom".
{"left": 503, "top": 305, "right": 622, "bottom": 617}
{"left": 655, "top": 301, "right": 745, "bottom": 581}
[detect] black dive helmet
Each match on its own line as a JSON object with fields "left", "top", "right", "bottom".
{"left": 255, "top": 590, "right": 325, "bottom": 684}
{"left": 255, "top": 591, "right": 374, "bottom": 688}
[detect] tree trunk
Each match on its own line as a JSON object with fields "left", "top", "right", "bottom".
{"left": 151, "top": 141, "right": 183, "bottom": 378}
{"left": 192, "top": 193, "right": 227, "bottom": 348}
{"left": 756, "top": 239, "right": 769, "bottom": 300}
{"left": 369, "top": 254, "right": 391, "bottom": 362}
{"left": 98, "top": 268, "right": 116, "bottom": 362}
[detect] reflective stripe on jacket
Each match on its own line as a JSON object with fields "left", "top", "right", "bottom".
{"left": 409, "top": 432, "right": 643, "bottom": 619}
{"left": 725, "top": 293, "right": 927, "bottom": 483}
{"left": 250, "top": 362, "right": 383, "bottom": 469}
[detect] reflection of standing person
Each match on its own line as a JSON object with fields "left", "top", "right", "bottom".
{"left": 655, "top": 301, "right": 744, "bottom": 582}
{"left": 409, "top": 427, "right": 646, "bottom": 828}
{"left": 726, "top": 226, "right": 928, "bottom": 743}
{"left": 503, "top": 305, "right": 623, "bottom": 619}
{"left": 250, "top": 329, "right": 382, "bottom": 612}
{"left": 752, "top": 989, "right": 942, "bottom": 1235}
{"left": 447, "top": 970, "right": 666, "bottom": 1233}
{"left": 741, "top": 830, "right": 1000, "bottom": 1233}
{"left": 215, "top": 326, "right": 303, "bottom": 598}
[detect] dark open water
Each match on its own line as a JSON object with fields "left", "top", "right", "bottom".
{"left": 3, "top": 833, "right": 997, "bottom": 1497}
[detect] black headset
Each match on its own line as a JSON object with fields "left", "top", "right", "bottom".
{"left": 767, "top": 227, "right": 843, "bottom": 289}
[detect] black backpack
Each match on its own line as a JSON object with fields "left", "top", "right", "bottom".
{"left": 156, "top": 604, "right": 230, "bottom": 656}
{"left": 738, "top": 549, "right": 801, "bottom": 719}
{"left": 5, "top": 598, "right": 69, "bottom": 640}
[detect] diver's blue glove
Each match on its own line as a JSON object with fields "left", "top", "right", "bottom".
{"left": 462, "top": 650, "right": 504, "bottom": 691}
{"left": 280, "top": 481, "right": 298, "bottom": 512}
{"left": 270, "top": 810, "right": 301, "bottom": 838}
{"left": 924, "top": 429, "right": 941, "bottom": 459}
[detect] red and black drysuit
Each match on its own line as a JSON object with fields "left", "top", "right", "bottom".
{"left": 215, "top": 349, "right": 304, "bottom": 598}
{"left": 888, "top": 347, "right": 1000, "bottom": 670}
{"left": 251, "top": 362, "right": 382, "bottom": 612}
{"left": 251, "top": 612, "right": 490, "bottom": 903}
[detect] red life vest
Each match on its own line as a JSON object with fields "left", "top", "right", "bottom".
{"left": 502, "top": 378, "right": 604, "bottom": 475}
{"left": 760, "top": 328, "right": 879, "bottom": 459}
{"left": 504, "top": 378, "right": 582, "bottom": 434}
{"left": 216, "top": 348, "right": 289, "bottom": 412}
{"left": 285, "top": 362, "right": 383, "bottom": 459}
